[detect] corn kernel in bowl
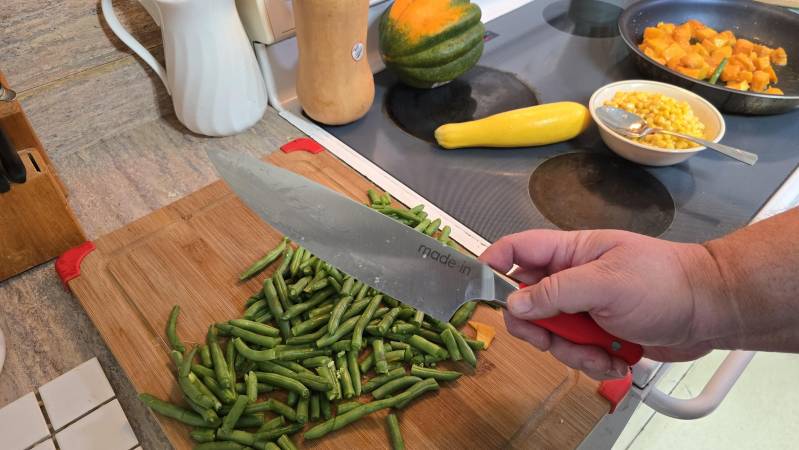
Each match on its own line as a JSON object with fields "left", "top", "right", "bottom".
{"left": 604, "top": 91, "right": 705, "bottom": 151}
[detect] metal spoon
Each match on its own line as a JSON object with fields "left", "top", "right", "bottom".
{"left": 596, "top": 106, "right": 758, "bottom": 165}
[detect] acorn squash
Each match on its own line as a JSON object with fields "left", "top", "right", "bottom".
{"left": 379, "top": 0, "right": 485, "bottom": 88}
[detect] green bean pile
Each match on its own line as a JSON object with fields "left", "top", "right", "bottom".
{"left": 141, "top": 190, "right": 486, "bottom": 449}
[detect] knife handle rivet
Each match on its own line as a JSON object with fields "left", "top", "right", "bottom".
{"left": 611, "top": 341, "right": 622, "bottom": 352}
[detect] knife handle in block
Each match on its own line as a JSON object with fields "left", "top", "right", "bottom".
{"left": 531, "top": 313, "right": 644, "bottom": 365}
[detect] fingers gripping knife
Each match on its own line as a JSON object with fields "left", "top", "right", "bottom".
{"left": 208, "top": 150, "right": 644, "bottom": 366}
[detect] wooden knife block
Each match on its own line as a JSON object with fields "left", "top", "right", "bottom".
{"left": 0, "top": 73, "right": 85, "bottom": 281}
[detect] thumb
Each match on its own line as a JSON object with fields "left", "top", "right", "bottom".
{"left": 506, "top": 260, "right": 621, "bottom": 320}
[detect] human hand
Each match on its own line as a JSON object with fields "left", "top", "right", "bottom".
{"left": 479, "top": 229, "right": 728, "bottom": 380}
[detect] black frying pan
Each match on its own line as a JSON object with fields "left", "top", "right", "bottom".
{"left": 619, "top": 0, "right": 799, "bottom": 114}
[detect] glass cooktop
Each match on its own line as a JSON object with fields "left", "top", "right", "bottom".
{"left": 321, "top": 0, "right": 799, "bottom": 243}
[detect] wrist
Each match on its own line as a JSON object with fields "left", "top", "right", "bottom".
{"left": 677, "top": 242, "right": 742, "bottom": 350}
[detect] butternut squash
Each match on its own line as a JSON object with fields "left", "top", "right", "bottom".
{"left": 293, "top": 0, "right": 375, "bottom": 125}
{"left": 434, "top": 102, "right": 591, "bottom": 149}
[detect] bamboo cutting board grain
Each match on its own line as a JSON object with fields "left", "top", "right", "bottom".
{"left": 65, "top": 150, "right": 608, "bottom": 449}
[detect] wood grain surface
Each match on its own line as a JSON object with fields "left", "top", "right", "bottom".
{"left": 67, "top": 150, "right": 608, "bottom": 449}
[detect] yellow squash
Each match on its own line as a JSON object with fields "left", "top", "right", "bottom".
{"left": 434, "top": 101, "right": 591, "bottom": 149}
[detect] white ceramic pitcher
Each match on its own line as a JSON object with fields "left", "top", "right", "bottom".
{"left": 102, "top": 0, "right": 268, "bottom": 137}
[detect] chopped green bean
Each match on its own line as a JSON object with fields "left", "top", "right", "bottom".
{"left": 372, "top": 339, "right": 388, "bottom": 374}
{"left": 440, "top": 327, "right": 462, "bottom": 361}
{"left": 259, "top": 372, "right": 309, "bottom": 398}
{"left": 192, "top": 363, "right": 215, "bottom": 380}
{"left": 330, "top": 340, "right": 352, "bottom": 352}
{"left": 310, "top": 394, "right": 321, "bottom": 421}
{"left": 407, "top": 335, "right": 448, "bottom": 359}
{"left": 277, "top": 434, "right": 299, "bottom": 450}
{"left": 205, "top": 376, "right": 238, "bottom": 404}
{"left": 449, "top": 324, "right": 477, "bottom": 367}
{"left": 217, "top": 323, "right": 281, "bottom": 348}
{"left": 139, "top": 393, "right": 215, "bottom": 427}
{"left": 291, "top": 314, "right": 330, "bottom": 336}
{"left": 424, "top": 218, "right": 441, "bottom": 235}
{"left": 328, "top": 295, "right": 353, "bottom": 336}
{"left": 240, "top": 238, "right": 288, "bottom": 280}
{"left": 302, "top": 356, "right": 332, "bottom": 368}
{"left": 253, "top": 423, "right": 304, "bottom": 442}
{"left": 235, "top": 381, "right": 272, "bottom": 395}
{"left": 336, "top": 352, "right": 355, "bottom": 399}
{"left": 386, "top": 413, "right": 405, "bottom": 450}
{"left": 264, "top": 278, "right": 291, "bottom": 339}
{"left": 320, "top": 395, "right": 332, "bottom": 419}
{"left": 190, "top": 428, "right": 216, "bottom": 443}
{"left": 245, "top": 371, "right": 258, "bottom": 402}
{"left": 295, "top": 395, "right": 309, "bottom": 424}
{"left": 288, "top": 276, "right": 312, "bottom": 299}
{"left": 199, "top": 344, "right": 212, "bottom": 367}
{"left": 274, "top": 270, "right": 291, "bottom": 309}
{"left": 362, "top": 367, "right": 405, "bottom": 393}
{"left": 337, "top": 401, "right": 362, "bottom": 414}
{"left": 285, "top": 327, "right": 327, "bottom": 345}
{"left": 411, "top": 364, "right": 462, "bottom": 381}
{"left": 347, "top": 350, "right": 362, "bottom": 397}
{"left": 220, "top": 395, "right": 249, "bottom": 435}
{"left": 258, "top": 415, "right": 286, "bottom": 432}
{"left": 277, "top": 246, "right": 294, "bottom": 278}
{"left": 245, "top": 399, "right": 297, "bottom": 421}
{"left": 289, "top": 247, "right": 304, "bottom": 278}
{"left": 196, "top": 441, "right": 246, "bottom": 450}
{"left": 377, "top": 307, "right": 401, "bottom": 336}
{"left": 316, "top": 315, "right": 359, "bottom": 348}
{"left": 228, "top": 319, "right": 280, "bottom": 338}
{"left": 282, "top": 287, "right": 336, "bottom": 320}
{"left": 277, "top": 348, "right": 332, "bottom": 362}
{"left": 372, "top": 376, "right": 423, "bottom": 400}
{"left": 450, "top": 301, "right": 477, "bottom": 328}
{"left": 351, "top": 295, "right": 382, "bottom": 351}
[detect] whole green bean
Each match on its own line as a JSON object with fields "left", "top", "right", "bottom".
{"left": 255, "top": 360, "right": 296, "bottom": 378}
{"left": 258, "top": 415, "right": 285, "bottom": 432}
{"left": 277, "top": 434, "right": 299, "bottom": 450}
{"left": 351, "top": 295, "right": 382, "bottom": 351}
{"left": 257, "top": 372, "right": 310, "bottom": 398}
{"left": 393, "top": 377, "right": 440, "bottom": 409}
{"left": 195, "top": 442, "right": 246, "bottom": 450}
{"left": 385, "top": 349, "right": 407, "bottom": 364}
{"left": 440, "top": 327, "right": 462, "bottom": 361}
{"left": 367, "top": 189, "right": 382, "bottom": 205}
{"left": 390, "top": 321, "right": 419, "bottom": 335}
{"left": 336, "top": 352, "right": 355, "bottom": 399}
{"left": 386, "top": 413, "right": 405, "bottom": 450}
{"left": 354, "top": 283, "right": 369, "bottom": 302}
{"left": 246, "top": 371, "right": 258, "bottom": 402}
{"left": 315, "top": 315, "right": 359, "bottom": 348}
{"left": 304, "top": 268, "right": 328, "bottom": 293}
{"left": 328, "top": 295, "right": 353, "bottom": 336}
{"left": 275, "top": 360, "right": 313, "bottom": 375}
{"left": 253, "top": 423, "right": 304, "bottom": 442}
{"left": 310, "top": 394, "right": 321, "bottom": 421}
{"left": 295, "top": 396, "right": 309, "bottom": 424}
{"left": 264, "top": 278, "right": 292, "bottom": 339}
{"left": 362, "top": 367, "right": 405, "bottom": 394}
{"left": 253, "top": 309, "right": 273, "bottom": 324}
{"left": 274, "top": 270, "right": 291, "bottom": 309}
{"left": 243, "top": 300, "right": 268, "bottom": 321}
{"left": 245, "top": 399, "right": 297, "bottom": 421}
{"left": 450, "top": 301, "right": 477, "bottom": 328}
{"left": 178, "top": 349, "right": 220, "bottom": 410}
{"left": 218, "top": 323, "right": 281, "bottom": 348}
{"left": 288, "top": 246, "right": 304, "bottom": 278}
{"left": 414, "top": 328, "right": 445, "bottom": 345}
{"left": 166, "top": 305, "right": 186, "bottom": 353}
{"left": 438, "top": 224, "right": 452, "bottom": 242}
{"left": 372, "top": 339, "right": 388, "bottom": 374}
{"left": 204, "top": 375, "right": 237, "bottom": 404}
{"left": 139, "top": 393, "right": 215, "bottom": 427}
{"left": 291, "top": 313, "right": 330, "bottom": 336}
{"left": 234, "top": 338, "right": 276, "bottom": 362}
{"left": 208, "top": 326, "right": 232, "bottom": 388}
{"left": 288, "top": 276, "right": 312, "bottom": 299}
{"left": 216, "top": 428, "right": 257, "bottom": 446}
{"left": 220, "top": 395, "right": 249, "bottom": 435}
{"left": 283, "top": 287, "right": 336, "bottom": 320}
{"left": 240, "top": 238, "right": 288, "bottom": 280}
{"left": 190, "top": 427, "right": 216, "bottom": 443}
{"left": 320, "top": 394, "right": 332, "bottom": 419}
{"left": 372, "top": 376, "right": 423, "bottom": 400}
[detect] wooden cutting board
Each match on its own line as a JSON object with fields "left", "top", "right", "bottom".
{"left": 63, "top": 149, "right": 608, "bottom": 449}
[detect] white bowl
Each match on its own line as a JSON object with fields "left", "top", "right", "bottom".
{"left": 589, "top": 80, "right": 726, "bottom": 167}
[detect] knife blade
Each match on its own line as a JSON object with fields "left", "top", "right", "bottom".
{"left": 209, "top": 150, "right": 643, "bottom": 365}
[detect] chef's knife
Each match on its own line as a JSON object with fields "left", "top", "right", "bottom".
{"left": 208, "top": 150, "right": 644, "bottom": 365}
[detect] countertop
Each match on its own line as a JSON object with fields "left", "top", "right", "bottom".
{"left": 0, "top": 1, "right": 302, "bottom": 447}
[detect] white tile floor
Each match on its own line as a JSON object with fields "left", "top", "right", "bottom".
{"left": 614, "top": 351, "right": 799, "bottom": 450}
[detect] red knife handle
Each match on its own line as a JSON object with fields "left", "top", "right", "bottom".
{"left": 531, "top": 313, "right": 643, "bottom": 365}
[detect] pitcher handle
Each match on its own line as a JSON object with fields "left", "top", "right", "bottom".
{"left": 101, "top": 0, "right": 170, "bottom": 94}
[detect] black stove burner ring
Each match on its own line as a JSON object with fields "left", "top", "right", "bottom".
{"left": 384, "top": 66, "right": 538, "bottom": 143}
{"left": 543, "top": 0, "right": 623, "bottom": 38}
{"left": 529, "top": 152, "right": 675, "bottom": 237}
